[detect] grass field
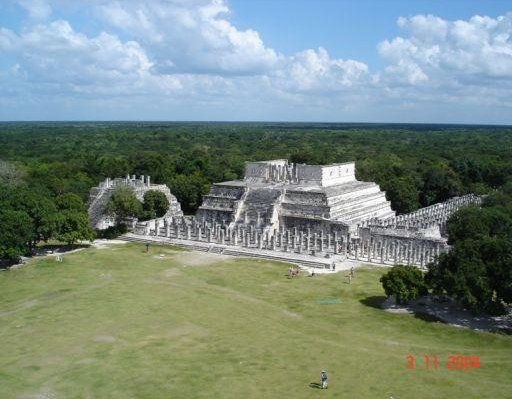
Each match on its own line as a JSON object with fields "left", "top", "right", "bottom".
{"left": 1, "top": 243, "right": 511, "bottom": 399}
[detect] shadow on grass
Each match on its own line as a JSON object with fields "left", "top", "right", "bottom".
{"left": 413, "top": 311, "right": 444, "bottom": 323}
{"left": 359, "top": 296, "right": 387, "bottom": 309}
{"left": 309, "top": 382, "right": 322, "bottom": 389}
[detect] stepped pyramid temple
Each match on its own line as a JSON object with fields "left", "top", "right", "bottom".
{"left": 196, "top": 160, "right": 395, "bottom": 234}
{"left": 89, "top": 160, "right": 481, "bottom": 269}
{"left": 86, "top": 174, "right": 183, "bottom": 230}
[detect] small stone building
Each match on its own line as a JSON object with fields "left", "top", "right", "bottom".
{"left": 86, "top": 175, "right": 183, "bottom": 230}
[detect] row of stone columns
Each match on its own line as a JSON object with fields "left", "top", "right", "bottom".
{"left": 142, "top": 217, "right": 447, "bottom": 268}
{"left": 362, "top": 194, "right": 482, "bottom": 230}
{"left": 346, "top": 236, "right": 445, "bottom": 268}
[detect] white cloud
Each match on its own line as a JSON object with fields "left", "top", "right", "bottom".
{"left": 379, "top": 12, "right": 512, "bottom": 87}
{"left": 18, "top": 0, "right": 52, "bottom": 20}
{"left": 273, "top": 47, "right": 371, "bottom": 93}
{"left": 1, "top": 2, "right": 512, "bottom": 123}
{"left": 95, "top": 0, "right": 281, "bottom": 76}
{"left": 0, "top": 20, "right": 155, "bottom": 97}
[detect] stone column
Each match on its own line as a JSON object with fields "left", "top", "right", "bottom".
{"left": 155, "top": 219, "right": 160, "bottom": 237}
{"left": 197, "top": 227, "right": 202, "bottom": 241}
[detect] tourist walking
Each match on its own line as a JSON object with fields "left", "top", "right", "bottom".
{"left": 321, "top": 370, "right": 328, "bottom": 389}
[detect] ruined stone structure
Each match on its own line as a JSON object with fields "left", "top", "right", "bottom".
{"left": 128, "top": 160, "right": 482, "bottom": 269}
{"left": 196, "top": 160, "right": 395, "bottom": 235}
{"left": 87, "top": 175, "right": 182, "bottom": 230}
{"left": 131, "top": 192, "right": 480, "bottom": 269}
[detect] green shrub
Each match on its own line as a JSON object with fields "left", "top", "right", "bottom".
{"left": 380, "top": 265, "right": 428, "bottom": 305}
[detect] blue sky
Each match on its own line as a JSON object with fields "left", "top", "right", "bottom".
{"left": 0, "top": 0, "right": 511, "bottom": 123}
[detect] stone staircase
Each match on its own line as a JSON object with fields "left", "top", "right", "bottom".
{"left": 86, "top": 186, "right": 112, "bottom": 229}
{"left": 234, "top": 187, "right": 283, "bottom": 227}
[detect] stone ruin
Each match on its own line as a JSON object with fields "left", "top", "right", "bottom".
{"left": 196, "top": 159, "right": 395, "bottom": 235}
{"left": 102, "top": 160, "right": 482, "bottom": 269}
{"left": 86, "top": 174, "right": 183, "bottom": 230}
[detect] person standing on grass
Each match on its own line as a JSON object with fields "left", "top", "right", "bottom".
{"left": 321, "top": 370, "right": 328, "bottom": 389}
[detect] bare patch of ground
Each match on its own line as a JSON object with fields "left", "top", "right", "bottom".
{"left": 92, "top": 335, "right": 117, "bottom": 343}
{"left": 282, "top": 309, "right": 301, "bottom": 319}
{"left": 163, "top": 249, "right": 231, "bottom": 267}
{"left": 162, "top": 268, "right": 181, "bottom": 278}
{"left": 92, "top": 239, "right": 129, "bottom": 249}
{"left": 166, "top": 324, "right": 210, "bottom": 339}
{"left": 18, "top": 390, "right": 56, "bottom": 399}
{"left": 0, "top": 299, "right": 39, "bottom": 318}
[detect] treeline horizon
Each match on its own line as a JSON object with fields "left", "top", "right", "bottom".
{"left": 1, "top": 122, "right": 510, "bottom": 215}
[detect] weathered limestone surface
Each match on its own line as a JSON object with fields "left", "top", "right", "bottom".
{"left": 86, "top": 175, "right": 183, "bottom": 229}
{"left": 129, "top": 159, "right": 482, "bottom": 269}
{"left": 197, "top": 159, "right": 394, "bottom": 233}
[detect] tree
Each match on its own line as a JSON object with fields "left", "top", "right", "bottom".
{"left": 18, "top": 190, "right": 59, "bottom": 247}
{"left": 56, "top": 192, "right": 86, "bottom": 211}
{"left": 168, "top": 172, "right": 210, "bottom": 214}
{"left": 141, "top": 190, "right": 169, "bottom": 220}
{"left": 380, "top": 265, "right": 428, "bottom": 305}
{"left": 426, "top": 241, "right": 495, "bottom": 314}
{"left": 0, "top": 210, "right": 32, "bottom": 261}
{"left": 426, "top": 188, "right": 512, "bottom": 314}
{"left": 420, "top": 164, "right": 463, "bottom": 206}
{"left": 54, "top": 193, "right": 95, "bottom": 245}
{"left": 55, "top": 211, "right": 95, "bottom": 245}
{"left": 383, "top": 177, "right": 420, "bottom": 214}
{"left": 105, "top": 186, "right": 142, "bottom": 223}
{"left": 0, "top": 159, "right": 22, "bottom": 186}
